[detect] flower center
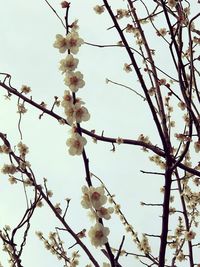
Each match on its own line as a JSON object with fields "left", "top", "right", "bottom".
{"left": 95, "top": 230, "right": 103, "bottom": 239}
{"left": 91, "top": 191, "right": 100, "bottom": 201}
{"left": 69, "top": 38, "right": 77, "bottom": 47}
{"left": 70, "top": 76, "right": 78, "bottom": 85}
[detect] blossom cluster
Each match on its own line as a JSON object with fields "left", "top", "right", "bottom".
{"left": 35, "top": 231, "right": 70, "bottom": 262}
{"left": 61, "top": 90, "right": 90, "bottom": 125}
{"left": 53, "top": 23, "right": 89, "bottom": 156}
{"left": 138, "top": 234, "right": 151, "bottom": 254}
{"left": 81, "top": 185, "right": 113, "bottom": 248}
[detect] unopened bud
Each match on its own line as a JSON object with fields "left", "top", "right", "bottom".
{"left": 61, "top": 1, "right": 70, "bottom": 8}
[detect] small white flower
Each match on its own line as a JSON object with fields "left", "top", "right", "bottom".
{"left": 8, "top": 176, "right": 17, "bottom": 184}
{"left": 0, "top": 144, "right": 10, "bottom": 154}
{"left": 64, "top": 102, "right": 90, "bottom": 125}
{"left": 53, "top": 34, "right": 68, "bottom": 53}
{"left": 178, "top": 101, "right": 186, "bottom": 110}
{"left": 59, "top": 54, "right": 79, "bottom": 74}
{"left": 17, "top": 142, "right": 29, "bottom": 157}
{"left": 65, "top": 31, "right": 84, "bottom": 54}
{"left": 96, "top": 207, "right": 114, "bottom": 220}
{"left": 81, "top": 185, "right": 92, "bottom": 209}
{"left": 90, "top": 186, "right": 107, "bottom": 209}
{"left": 21, "top": 85, "right": 31, "bottom": 94}
{"left": 61, "top": 90, "right": 73, "bottom": 109}
{"left": 74, "top": 104, "right": 90, "bottom": 123}
{"left": 81, "top": 185, "right": 107, "bottom": 209}
{"left": 64, "top": 106, "right": 75, "bottom": 125}
{"left": 93, "top": 5, "right": 105, "bottom": 14}
{"left": 176, "top": 251, "right": 186, "bottom": 262}
{"left": 116, "top": 9, "right": 129, "bottom": 19}
{"left": 17, "top": 103, "right": 27, "bottom": 114}
{"left": 35, "top": 231, "right": 43, "bottom": 240}
{"left": 126, "top": 24, "right": 135, "bottom": 33}
{"left": 157, "top": 28, "right": 167, "bottom": 37}
{"left": 184, "top": 230, "right": 196, "bottom": 241}
{"left": 71, "top": 19, "right": 79, "bottom": 31}
{"left": 123, "top": 63, "right": 132, "bottom": 73}
{"left": 138, "top": 234, "right": 151, "bottom": 254}
{"left": 168, "top": 0, "right": 177, "bottom": 8}
{"left": 116, "top": 137, "right": 123, "bottom": 145}
{"left": 66, "top": 133, "right": 87, "bottom": 155}
{"left": 88, "top": 223, "right": 110, "bottom": 248}
{"left": 64, "top": 71, "right": 85, "bottom": 92}
{"left": 1, "top": 164, "right": 17, "bottom": 175}
{"left": 194, "top": 141, "right": 200, "bottom": 153}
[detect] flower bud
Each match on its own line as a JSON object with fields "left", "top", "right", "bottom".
{"left": 61, "top": 1, "right": 70, "bottom": 8}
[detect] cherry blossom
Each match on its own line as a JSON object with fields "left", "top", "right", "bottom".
{"left": 53, "top": 34, "right": 68, "bottom": 53}
{"left": 59, "top": 54, "right": 79, "bottom": 74}
{"left": 65, "top": 31, "right": 84, "bottom": 55}
{"left": 88, "top": 223, "right": 110, "bottom": 248}
{"left": 64, "top": 71, "right": 85, "bottom": 92}
{"left": 66, "top": 133, "right": 87, "bottom": 155}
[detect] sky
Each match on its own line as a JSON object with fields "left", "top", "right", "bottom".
{"left": 0, "top": 1, "right": 200, "bottom": 267}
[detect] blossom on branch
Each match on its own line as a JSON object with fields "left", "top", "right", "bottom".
{"left": 64, "top": 71, "right": 85, "bottom": 92}
{"left": 1, "top": 164, "right": 17, "bottom": 175}
{"left": 81, "top": 185, "right": 92, "bottom": 209}
{"left": 53, "top": 34, "right": 68, "bottom": 53}
{"left": 21, "top": 85, "right": 31, "bottom": 94}
{"left": 66, "top": 133, "right": 87, "bottom": 155}
{"left": 81, "top": 185, "right": 107, "bottom": 210}
{"left": 167, "top": 0, "right": 177, "bottom": 8}
{"left": 0, "top": 144, "right": 10, "bottom": 154}
{"left": 61, "top": 90, "right": 73, "bottom": 108}
{"left": 96, "top": 206, "right": 114, "bottom": 220}
{"left": 194, "top": 141, "right": 200, "bottom": 153}
{"left": 74, "top": 104, "right": 90, "bottom": 124}
{"left": 123, "top": 63, "right": 132, "bottom": 73}
{"left": 59, "top": 54, "right": 79, "bottom": 74}
{"left": 61, "top": 1, "right": 69, "bottom": 8}
{"left": 184, "top": 230, "right": 196, "bottom": 241}
{"left": 138, "top": 234, "right": 151, "bottom": 254}
{"left": 89, "top": 186, "right": 107, "bottom": 209}
{"left": 17, "top": 141, "right": 29, "bottom": 158}
{"left": 93, "top": 5, "right": 105, "bottom": 15}
{"left": 88, "top": 223, "right": 110, "bottom": 248}
{"left": 64, "top": 103, "right": 90, "bottom": 125}
{"left": 65, "top": 31, "right": 84, "bottom": 54}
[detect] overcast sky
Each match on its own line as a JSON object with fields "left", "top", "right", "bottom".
{"left": 1, "top": 1, "right": 199, "bottom": 266}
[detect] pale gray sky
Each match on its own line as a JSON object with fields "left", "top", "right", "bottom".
{"left": 0, "top": 1, "right": 199, "bottom": 267}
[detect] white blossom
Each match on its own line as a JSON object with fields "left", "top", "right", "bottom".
{"left": 65, "top": 31, "right": 84, "bottom": 54}
{"left": 184, "top": 230, "right": 196, "bottom": 241}
{"left": 53, "top": 34, "right": 68, "bottom": 53}
{"left": 81, "top": 185, "right": 107, "bottom": 210}
{"left": 96, "top": 207, "right": 114, "bottom": 220}
{"left": 59, "top": 54, "right": 79, "bottom": 74}
{"left": 81, "top": 185, "right": 92, "bottom": 209}
{"left": 194, "top": 141, "right": 200, "bottom": 153}
{"left": 93, "top": 5, "right": 105, "bottom": 14}
{"left": 64, "top": 102, "right": 90, "bottom": 125}
{"left": 123, "top": 63, "right": 132, "bottom": 73}
{"left": 17, "top": 141, "right": 29, "bottom": 157}
{"left": 61, "top": 90, "right": 73, "bottom": 109}
{"left": 1, "top": 164, "right": 17, "bottom": 175}
{"left": 64, "top": 71, "right": 85, "bottom": 92}
{"left": 21, "top": 85, "right": 31, "bottom": 94}
{"left": 66, "top": 133, "right": 87, "bottom": 155}
{"left": 88, "top": 223, "right": 110, "bottom": 248}
{"left": 168, "top": 0, "right": 177, "bottom": 8}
